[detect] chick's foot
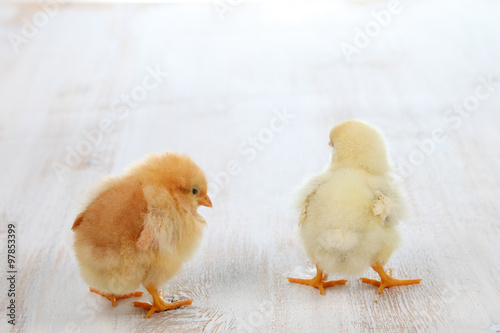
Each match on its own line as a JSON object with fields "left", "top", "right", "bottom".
{"left": 287, "top": 265, "right": 348, "bottom": 295}
{"left": 360, "top": 263, "right": 421, "bottom": 294}
{"left": 133, "top": 285, "right": 193, "bottom": 318}
{"left": 89, "top": 288, "right": 143, "bottom": 307}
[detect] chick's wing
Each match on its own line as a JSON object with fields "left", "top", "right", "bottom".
{"left": 72, "top": 178, "right": 148, "bottom": 250}
{"left": 136, "top": 185, "right": 187, "bottom": 254}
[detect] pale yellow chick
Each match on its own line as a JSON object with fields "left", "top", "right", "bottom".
{"left": 72, "top": 152, "right": 212, "bottom": 317}
{"left": 288, "top": 120, "right": 421, "bottom": 294}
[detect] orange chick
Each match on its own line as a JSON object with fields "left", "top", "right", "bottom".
{"left": 72, "top": 152, "right": 212, "bottom": 318}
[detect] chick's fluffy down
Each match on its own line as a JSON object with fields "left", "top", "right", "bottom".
{"left": 296, "top": 166, "right": 406, "bottom": 275}
{"left": 73, "top": 153, "right": 207, "bottom": 296}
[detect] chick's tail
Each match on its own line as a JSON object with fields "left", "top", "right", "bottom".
{"left": 321, "top": 229, "right": 361, "bottom": 252}
{"left": 71, "top": 212, "right": 85, "bottom": 231}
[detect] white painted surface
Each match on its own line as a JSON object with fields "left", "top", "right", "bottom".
{"left": 1, "top": 1, "right": 499, "bottom": 332}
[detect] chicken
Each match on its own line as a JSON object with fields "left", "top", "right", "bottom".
{"left": 72, "top": 152, "right": 212, "bottom": 317}
{"left": 288, "top": 120, "right": 421, "bottom": 295}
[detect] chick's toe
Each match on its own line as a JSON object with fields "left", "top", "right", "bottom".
{"left": 133, "top": 285, "right": 193, "bottom": 318}
{"left": 360, "top": 263, "right": 422, "bottom": 294}
{"left": 287, "top": 265, "right": 348, "bottom": 295}
{"left": 89, "top": 288, "right": 144, "bottom": 307}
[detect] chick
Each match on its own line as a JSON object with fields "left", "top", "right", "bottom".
{"left": 288, "top": 120, "right": 421, "bottom": 295}
{"left": 72, "top": 152, "right": 212, "bottom": 317}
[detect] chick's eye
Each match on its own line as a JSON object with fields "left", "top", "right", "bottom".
{"left": 192, "top": 188, "right": 198, "bottom": 195}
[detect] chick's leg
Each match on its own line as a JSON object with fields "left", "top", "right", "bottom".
{"left": 89, "top": 288, "right": 143, "bottom": 307}
{"left": 133, "top": 285, "right": 193, "bottom": 318}
{"left": 360, "top": 262, "right": 421, "bottom": 294}
{"left": 287, "top": 265, "right": 348, "bottom": 295}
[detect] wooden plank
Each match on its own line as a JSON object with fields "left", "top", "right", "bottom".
{"left": 0, "top": 1, "right": 499, "bottom": 332}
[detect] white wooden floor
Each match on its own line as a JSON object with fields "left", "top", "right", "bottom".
{"left": 1, "top": 1, "right": 500, "bottom": 332}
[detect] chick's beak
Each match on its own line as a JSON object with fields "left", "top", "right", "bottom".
{"left": 198, "top": 195, "right": 213, "bottom": 208}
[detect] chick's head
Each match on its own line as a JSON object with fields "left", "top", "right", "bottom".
{"left": 329, "top": 120, "right": 389, "bottom": 174}
{"left": 127, "top": 152, "right": 212, "bottom": 208}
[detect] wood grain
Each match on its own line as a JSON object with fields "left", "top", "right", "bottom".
{"left": 1, "top": 1, "right": 499, "bottom": 332}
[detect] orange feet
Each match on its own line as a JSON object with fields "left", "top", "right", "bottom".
{"left": 360, "top": 263, "right": 422, "bottom": 294}
{"left": 133, "top": 285, "right": 193, "bottom": 318}
{"left": 89, "top": 288, "right": 143, "bottom": 307}
{"left": 287, "top": 265, "right": 348, "bottom": 295}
